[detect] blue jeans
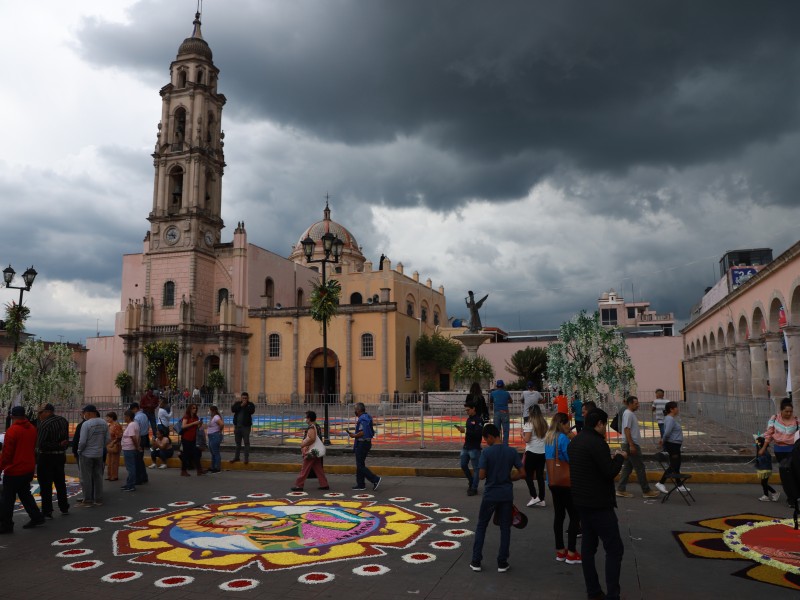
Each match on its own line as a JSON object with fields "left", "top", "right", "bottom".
{"left": 354, "top": 441, "right": 378, "bottom": 487}
{"left": 123, "top": 450, "right": 137, "bottom": 489}
{"left": 460, "top": 448, "right": 481, "bottom": 490}
{"left": 208, "top": 432, "right": 222, "bottom": 470}
{"left": 494, "top": 411, "right": 510, "bottom": 445}
{"left": 471, "top": 498, "right": 512, "bottom": 565}
{"left": 578, "top": 507, "right": 624, "bottom": 600}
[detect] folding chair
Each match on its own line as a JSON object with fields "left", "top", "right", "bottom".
{"left": 656, "top": 451, "right": 695, "bottom": 505}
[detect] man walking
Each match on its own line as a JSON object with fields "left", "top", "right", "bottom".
{"left": 129, "top": 402, "right": 150, "bottom": 484}
{"left": 347, "top": 402, "right": 381, "bottom": 491}
{"left": 651, "top": 389, "right": 667, "bottom": 437}
{"left": 76, "top": 405, "right": 109, "bottom": 506}
{"left": 35, "top": 403, "right": 71, "bottom": 518}
{"left": 568, "top": 409, "right": 627, "bottom": 600}
{"left": 454, "top": 400, "right": 484, "bottom": 496}
{"left": 489, "top": 380, "right": 511, "bottom": 445}
{"left": 140, "top": 389, "right": 159, "bottom": 436}
{"left": 469, "top": 423, "right": 525, "bottom": 573}
{"left": 231, "top": 392, "right": 255, "bottom": 464}
{"left": 616, "top": 396, "right": 659, "bottom": 499}
{"left": 0, "top": 406, "right": 46, "bottom": 533}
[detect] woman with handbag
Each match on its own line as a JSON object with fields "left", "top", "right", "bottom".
{"left": 545, "top": 412, "right": 581, "bottom": 565}
{"left": 291, "top": 411, "right": 329, "bottom": 491}
{"left": 179, "top": 404, "right": 202, "bottom": 477}
{"left": 206, "top": 405, "right": 224, "bottom": 473}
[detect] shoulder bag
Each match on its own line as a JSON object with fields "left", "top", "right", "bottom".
{"left": 308, "top": 426, "right": 326, "bottom": 458}
{"left": 546, "top": 438, "right": 571, "bottom": 487}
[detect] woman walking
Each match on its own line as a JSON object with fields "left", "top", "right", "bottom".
{"left": 121, "top": 410, "right": 140, "bottom": 492}
{"left": 206, "top": 405, "right": 224, "bottom": 473}
{"left": 291, "top": 411, "right": 330, "bottom": 491}
{"left": 105, "top": 412, "right": 123, "bottom": 481}
{"left": 179, "top": 404, "right": 202, "bottom": 477}
{"left": 522, "top": 405, "right": 548, "bottom": 507}
{"left": 545, "top": 412, "right": 581, "bottom": 565}
{"left": 759, "top": 398, "right": 799, "bottom": 504}
{"left": 656, "top": 401, "right": 687, "bottom": 494}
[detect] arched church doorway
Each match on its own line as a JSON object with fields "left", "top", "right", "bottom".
{"left": 304, "top": 348, "right": 340, "bottom": 403}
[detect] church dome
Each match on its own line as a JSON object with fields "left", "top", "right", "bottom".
{"left": 177, "top": 13, "right": 212, "bottom": 60}
{"left": 289, "top": 203, "right": 365, "bottom": 270}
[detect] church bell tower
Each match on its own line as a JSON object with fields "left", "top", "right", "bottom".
{"left": 148, "top": 11, "right": 226, "bottom": 254}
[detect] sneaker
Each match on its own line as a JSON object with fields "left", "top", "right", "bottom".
{"left": 534, "top": 499, "right": 546, "bottom": 508}
{"left": 497, "top": 562, "right": 510, "bottom": 573}
{"left": 655, "top": 483, "right": 669, "bottom": 494}
{"left": 373, "top": 477, "right": 382, "bottom": 491}
{"left": 677, "top": 485, "right": 691, "bottom": 493}
{"left": 556, "top": 550, "right": 567, "bottom": 562}
{"left": 158, "top": 464, "right": 168, "bottom": 469}
{"left": 148, "top": 463, "right": 156, "bottom": 469}
{"left": 318, "top": 486, "right": 330, "bottom": 491}
{"left": 757, "top": 494, "right": 771, "bottom": 502}
{"left": 616, "top": 490, "right": 634, "bottom": 498}
{"left": 290, "top": 487, "right": 304, "bottom": 492}
{"left": 771, "top": 491, "right": 781, "bottom": 502}
{"left": 642, "top": 490, "right": 660, "bottom": 499}
{"left": 527, "top": 497, "right": 539, "bottom": 507}
{"left": 93, "top": 500, "right": 103, "bottom": 507}
{"left": 78, "top": 500, "right": 94, "bottom": 507}
{"left": 469, "top": 561, "right": 482, "bottom": 572}
{"left": 566, "top": 552, "right": 582, "bottom": 565}
{"left": 121, "top": 486, "right": 135, "bottom": 492}
{"left": 352, "top": 485, "right": 367, "bottom": 491}
{"left": 467, "top": 488, "right": 477, "bottom": 496}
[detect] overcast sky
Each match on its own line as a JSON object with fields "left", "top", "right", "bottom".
{"left": 2, "top": 0, "right": 799, "bottom": 344}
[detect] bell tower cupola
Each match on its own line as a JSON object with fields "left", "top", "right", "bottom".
{"left": 148, "top": 9, "right": 226, "bottom": 254}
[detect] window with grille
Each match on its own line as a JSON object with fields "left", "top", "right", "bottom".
{"left": 361, "top": 333, "right": 374, "bottom": 358}
{"left": 268, "top": 333, "right": 281, "bottom": 358}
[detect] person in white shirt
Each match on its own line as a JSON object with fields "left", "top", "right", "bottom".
{"left": 650, "top": 389, "right": 668, "bottom": 437}
{"left": 522, "top": 381, "right": 544, "bottom": 422}
{"left": 521, "top": 405, "right": 548, "bottom": 507}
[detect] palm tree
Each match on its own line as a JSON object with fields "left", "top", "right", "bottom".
{"left": 505, "top": 346, "right": 548, "bottom": 387}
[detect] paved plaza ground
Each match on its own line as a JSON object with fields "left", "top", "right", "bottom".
{"left": 2, "top": 457, "right": 799, "bottom": 599}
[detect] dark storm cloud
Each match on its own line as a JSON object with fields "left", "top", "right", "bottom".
{"left": 76, "top": 0, "right": 800, "bottom": 214}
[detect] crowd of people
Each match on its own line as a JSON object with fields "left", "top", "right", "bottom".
{"left": 460, "top": 380, "right": 800, "bottom": 599}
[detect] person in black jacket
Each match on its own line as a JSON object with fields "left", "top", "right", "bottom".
{"left": 567, "top": 409, "right": 627, "bottom": 600}
{"left": 230, "top": 392, "right": 255, "bottom": 464}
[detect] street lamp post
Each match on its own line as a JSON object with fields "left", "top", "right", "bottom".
{"left": 3, "top": 265, "right": 38, "bottom": 352}
{"left": 301, "top": 231, "right": 344, "bottom": 446}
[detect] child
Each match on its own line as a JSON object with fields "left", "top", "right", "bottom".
{"left": 755, "top": 436, "right": 780, "bottom": 502}
{"left": 470, "top": 423, "right": 525, "bottom": 573}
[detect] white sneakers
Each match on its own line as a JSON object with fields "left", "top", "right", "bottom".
{"left": 147, "top": 463, "right": 156, "bottom": 469}
{"left": 758, "top": 495, "right": 771, "bottom": 502}
{"left": 527, "top": 497, "right": 546, "bottom": 507}
{"left": 158, "top": 464, "right": 168, "bottom": 469}
{"left": 655, "top": 483, "right": 668, "bottom": 494}
{"left": 677, "top": 485, "right": 691, "bottom": 493}
{"left": 771, "top": 491, "right": 781, "bottom": 502}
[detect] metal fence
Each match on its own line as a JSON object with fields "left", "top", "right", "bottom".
{"left": 44, "top": 390, "right": 783, "bottom": 452}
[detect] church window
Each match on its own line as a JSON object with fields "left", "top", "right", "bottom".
{"left": 206, "top": 112, "right": 215, "bottom": 144}
{"left": 169, "top": 167, "right": 184, "bottom": 214}
{"left": 178, "top": 70, "right": 187, "bottom": 88}
{"left": 174, "top": 108, "right": 186, "bottom": 147}
{"left": 433, "top": 310, "right": 440, "bottom": 326}
{"left": 350, "top": 292, "right": 363, "bottom": 305}
{"left": 361, "top": 333, "right": 374, "bottom": 358}
{"left": 196, "top": 69, "right": 204, "bottom": 85}
{"left": 218, "top": 288, "right": 229, "bottom": 312}
{"left": 163, "top": 281, "right": 175, "bottom": 307}
{"left": 264, "top": 278, "right": 274, "bottom": 308}
{"left": 420, "top": 302, "right": 428, "bottom": 323}
{"left": 406, "top": 302, "right": 414, "bottom": 317}
{"left": 405, "top": 337, "right": 412, "bottom": 379}
{"left": 268, "top": 333, "right": 281, "bottom": 358}
{"left": 297, "top": 288, "right": 304, "bottom": 307}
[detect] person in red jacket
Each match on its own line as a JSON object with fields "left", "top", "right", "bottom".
{"left": 1, "top": 406, "right": 46, "bottom": 533}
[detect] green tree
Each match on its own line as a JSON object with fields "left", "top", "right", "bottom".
{"left": 415, "top": 333, "right": 463, "bottom": 391}
{"left": 546, "top": 310, "right": 635, "bottom": 402}
{"left": 505, "top": 346, "right": 548, "bottom": 388}
{"left": 0, "top": 340, "right": 82, "bottom": 411}
{"left": 143, "top": 341, "right": 179, "bottom": 389}
{"left": 4, "top": 300, "right": 30, "bottom": 348}
{"left": 115, "top": 370, "right": 133, "bottom": 397}
{"left": 451, "top": 355, "right": 495, "bottom": 387}
{"left": 309, "top": 278, "right": 341, "bottom": 330}
{"left": 207, "top": 369, "right": 226, "bottom": 397}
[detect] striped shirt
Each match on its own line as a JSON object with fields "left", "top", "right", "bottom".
{"left": 36, "top": 414, "right": 69, "bottom": 453}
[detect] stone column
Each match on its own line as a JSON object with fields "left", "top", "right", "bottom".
{"left": 765, "top": 333, "right": 787, "bottom": 399}
{"left": 345, "top": 315, "right": 354, "bottom": 401}
{"left": 725, "top": 348, "right": 737, "bottom": 396}
{"left": 703, "top": 354, "right": 716, "bottom": 394}
{"left": 784, "top": 327, "right": 800, "bottom": 398}
{"left": 259, "top": 317, "right": 267, "bottom": 400}
{"left": 291, "top": 315, "right": 299, "bottom": 404}
{"left": 749, "top": 338, "right": 769, "bottom": 399}
{"left": 735, "top": 343, "right": 752, "bottom": 398}
{"left": 381, "top": 311, "right": 389, "bottom": 403}
{"left": 240, "top": 344, "right": 249, "bottom": 397}
{"left": 714, "top": 350, "right": 727, "bottom": 396}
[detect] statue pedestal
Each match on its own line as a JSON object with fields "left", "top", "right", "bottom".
{"left": 453, "top": 333, "right": 492, "bottom": 359}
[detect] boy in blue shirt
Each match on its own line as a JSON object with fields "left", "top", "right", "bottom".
{"left": 470, "top": 423, "right": 525, "bottom": 573}
{"left": 454, "top": 400, "right": 485, "bottom": 496}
